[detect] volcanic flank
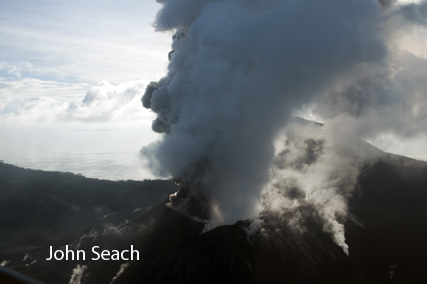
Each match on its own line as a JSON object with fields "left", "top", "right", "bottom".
{"left": 2, "top": 138, "right": 427, "bottom": 283}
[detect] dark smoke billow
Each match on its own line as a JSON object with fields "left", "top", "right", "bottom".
{"left": 141, "top": 0, "right": 427, "bottom": 252}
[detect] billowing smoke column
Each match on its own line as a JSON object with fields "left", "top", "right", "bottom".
{"left": 141, "top": 0, "right": 427, "bottom": 251}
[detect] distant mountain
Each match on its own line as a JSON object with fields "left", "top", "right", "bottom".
{"left": 1, "top": 149, "right": 427, "bottom": 283}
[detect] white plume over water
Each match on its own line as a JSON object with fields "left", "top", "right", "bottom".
{"left": 141, "top": 0, "right": 427, "bottom": 252}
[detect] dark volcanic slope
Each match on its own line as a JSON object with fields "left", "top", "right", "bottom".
{"left": 2, "top": 154, "right": 427, "bottom": 284}
{"left": 111, "top": 204, "right": 352, "bottom": 284}
{"left": 347, "top": 155, "right": 427, "bottom": 283}
{"left": 0, "top": 161, "right": 177, "bottom": 257}
{"left": 93, "top": 155, "right": 427, "bottom": 284}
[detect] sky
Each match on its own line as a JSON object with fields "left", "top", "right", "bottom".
{"left": 0, "top": 0, "right": 426, "bottom": 181}
{"left": 0, "top": 0, "right": 171, "bottom": 180}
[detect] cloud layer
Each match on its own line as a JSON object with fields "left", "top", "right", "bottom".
{"left": 0, "top": 1, "right": 170, "bottom": 84}
{"left": 0, "top": 61, "right": 32, "bottom": 78}
{"left": 0, "top": 80, "right": 154, "bottom": 123}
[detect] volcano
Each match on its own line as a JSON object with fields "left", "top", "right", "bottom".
{"left": 1, "top": 140, "right": 427, "bottom": 283}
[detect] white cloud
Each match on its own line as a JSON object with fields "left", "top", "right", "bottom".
{"left": 0, "top": 91, "right": 10, "bottom": 111}
{"left": 0, "top": 79, "right": 155, "bottom": 124}
{"left": 0, "top": 77, "right": 88, "bottom": 105}
{"left": 0, "top": 61, "right": 32, "bottom": 78}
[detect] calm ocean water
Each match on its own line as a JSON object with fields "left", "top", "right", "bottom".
{"left": 0, "top": 123, "right": 160, "bottom": 181}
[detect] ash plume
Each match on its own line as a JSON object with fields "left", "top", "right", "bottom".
{"left": 141, "top": 0, "right": 427, "bottom": 251}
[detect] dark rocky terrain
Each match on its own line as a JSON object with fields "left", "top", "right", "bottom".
{"left": 0, "top": 161, "right": 177, "bottom": 283}
{"left": 1, "top": 152, "right": 427, "bottom": 283}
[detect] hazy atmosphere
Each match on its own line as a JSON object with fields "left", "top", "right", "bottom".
{"left": 0, "top": 0, "right": 171, "bottom": 180}
{"left": 1, "top": 0, "right": 427, "bottom": 182}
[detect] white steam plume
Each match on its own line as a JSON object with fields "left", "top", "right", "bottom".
{"left": 69, "top": 264, "right": 88, "bottom": 284}
{"left": 110, "top": 262, "right": 131, "bottom": 284}
{"left": 262, "top": 119, "right": 384, "bottom": 253}
{"left": 141, "top": 0, "right": 427, "bottom": 251}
